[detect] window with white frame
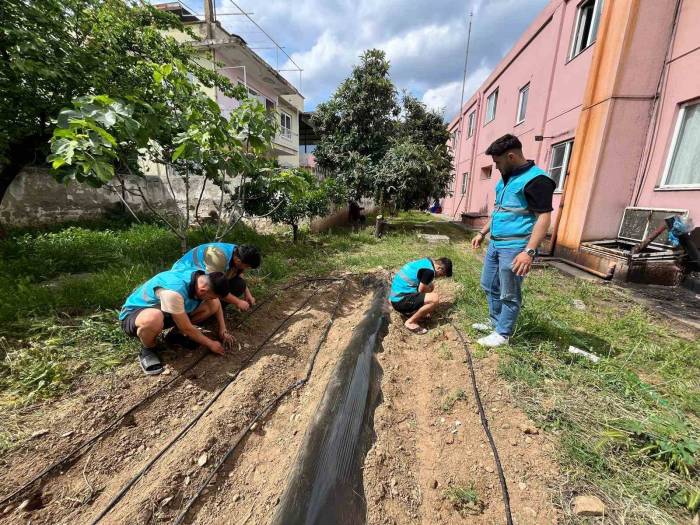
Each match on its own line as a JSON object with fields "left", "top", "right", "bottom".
{"left": 661, "top": 101, "right": 700, "bottom": 187}
{"left": 569, "top": 0, "right": 604, "bottom": 60}
{"left": 467, "top": 111, "right": 476, "bottom": 137}
{"left": 549, "top": 140, "right": 573, "bottom": 191}
{"left": 461, "top": 172, "right": 469, "bottom": 194}
{"left": 516, "top": 83, "right": 529, "bottom": 124}
{"left": 280, "top": 111, "right": 292, "bottom": 140}
{"left": 485, "top": 89, "right": 498, "bottom": 124}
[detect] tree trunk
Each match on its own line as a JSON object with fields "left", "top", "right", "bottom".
{"left": 180, "top": 236, "right": 188, "bottom": 255}
{"left": 0, "top": 134, "right": 50, "bottom": 236}
{"left": 292, "top": 223, "right": 299, "bottom": 242}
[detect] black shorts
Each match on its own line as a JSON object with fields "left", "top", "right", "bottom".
{"left": 120, "top": 308, "right": 175, "bottom": 338}
{"left": 391, "top": 293, "right": 425, "bottom": 315}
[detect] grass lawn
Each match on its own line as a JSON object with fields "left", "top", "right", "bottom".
{"left": 0, "top": 212, "right": 697, "bottom": 523}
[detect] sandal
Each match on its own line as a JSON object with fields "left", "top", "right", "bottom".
{"left": 139, "top": 348, "right": 164, "bottom": 375}
{"left": 404, "top": 325, "right": 428, "bottom": 335}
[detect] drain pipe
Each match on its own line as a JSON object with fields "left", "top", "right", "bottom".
{"left": 272, "top": 281, "right": 389, "bottom": 525}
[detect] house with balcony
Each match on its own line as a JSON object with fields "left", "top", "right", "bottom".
{"left": 444, "top": 0, "right": 700, "bottom": 286}
{"left": 155, "top": 2, "right": 303, "bottom": 168}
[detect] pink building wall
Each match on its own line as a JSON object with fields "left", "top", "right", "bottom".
{"left": 444, "top": 0, "right": 594, "bottom": 227}
{"left": 445, "top": 0, "right": 700, "bottom": 237}
{"left": 632, "top": 0, "right": 700, "bottom": 214}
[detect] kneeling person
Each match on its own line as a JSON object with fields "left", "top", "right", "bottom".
{"left": 120, "top": 269, "right": 234, "bottom": 375}
{"left": 172, "top": 243, "right": 261, "bottom": 312}
{"left": 390, "top": 257, "right": 453, "bottom": 335}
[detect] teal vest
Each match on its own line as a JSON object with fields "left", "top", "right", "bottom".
{"left": 390, "top": 258, "right": 434, "bottom": 302}
{"left": 172, "top": 242, "right": 237, "bottom": 272}
{"left": 119, "top": 269, "right": 202, "bottom": 320}
{"left": 491, "top": 165, "right": 548, "bottom": 249}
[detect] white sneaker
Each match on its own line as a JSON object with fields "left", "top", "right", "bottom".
{"left": 471, "top": 322, "right": 492, "bottom": 332}
{"left": 477, "top": 332, "right": 510, "bottom": 348}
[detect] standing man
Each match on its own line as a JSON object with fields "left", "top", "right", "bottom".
{"left": 389, "top": 257, "right": 453, "bottom": 335}
{"left": 471, "top": 134, "right": 555, "bottom": 347}
{"left": 172, "top": 243, "right": 261, "bottom": 312}
{"left": 119, "top": 269, "right": 233, "bottom": 375}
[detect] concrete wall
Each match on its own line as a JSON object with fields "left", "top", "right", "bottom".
{"left": 0, "top": 168, "right": 225, "bottom": 227}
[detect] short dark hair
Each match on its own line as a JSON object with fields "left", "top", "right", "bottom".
{"left": 436, "top": 257, "right": 453, "bottom": 278}
{"left": 208, "top": 272, "right": 230, "bottom": 298}
{"left": 235, "top": 245, "right": 261, "bottom": 269}
{"left": 485, "top": 134, "right": 522, "bottom": 156}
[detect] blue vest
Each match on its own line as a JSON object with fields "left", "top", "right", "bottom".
{"left": 390, "top": 258, "right": 434, "bottom": 302}
{"left": 172, "top": 243, "right": 237, "bottom": 273}
{"left": 491, "top": 165, "right": 548, "bottom": 249}
{"left": 119, "top": 269, "right": 202, "bottom": 320}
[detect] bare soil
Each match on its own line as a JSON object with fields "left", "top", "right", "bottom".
{"left": 0, "top": 277, "right": 562, "bottom": 525}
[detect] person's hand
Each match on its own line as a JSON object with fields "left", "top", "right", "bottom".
{"left": 219, "top": 330, "right": 236, "bottom": 351}
{"left": 511, "top": 251, "right": 533, "bottom": 276}
{"left": 471, "top": 232, "right": 484, "bottom": 250}
{"left": 247, "top": 294, "right": 256, "bottom": 306}
{"left": 236, "top": 298, "right": 251, "bottom": 312}
{"left": 207, "top": 340, "right": 225, "bottom": 355}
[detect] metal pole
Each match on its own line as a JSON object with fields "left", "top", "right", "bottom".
{"left": 451, "top": 10, "right": 473, "bottom": 218}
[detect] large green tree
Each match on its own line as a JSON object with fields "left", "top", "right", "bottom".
{"left": 0, "top": 0, "right": 235, "bottom": 216}
{"left": 312, "top": 49, "right": 399, "bottom": 200}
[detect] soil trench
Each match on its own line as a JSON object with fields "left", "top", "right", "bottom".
{"left": 363, "top": 282, "right": 561, "bottom": 525}
{"left": 0, "top": 279, "right": 373, "bottom": 525}
{"left": 1, "top": 278, "right": 562, "bottom": 525}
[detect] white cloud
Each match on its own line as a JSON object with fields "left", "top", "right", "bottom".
{"left": 422, "top": 65, "right": 490, "bottom": 120}
{"left": 202, "top": 0, "right": 550, "bottom": 113}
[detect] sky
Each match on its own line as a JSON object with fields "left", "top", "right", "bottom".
{"left": 195, "top": 0, "right": 550, "bottom": 120}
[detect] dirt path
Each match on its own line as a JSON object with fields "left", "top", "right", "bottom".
{"left": 364, "top": 283, "right": 561, "bottom": 525}
{"left": 0, "top": 279, "right": 372, "bottom": 524}
{"left": 1, "top": 277, "right": 562, "bottom": 525}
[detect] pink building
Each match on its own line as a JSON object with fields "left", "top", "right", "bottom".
{"left": 444, "top": 0, "right": 700, "bottom": 285}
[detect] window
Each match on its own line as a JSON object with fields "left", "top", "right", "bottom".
{"left": 516, "top": 83, "right": 529, "bottom": 124}
{"left": 661, "top": 101, "right": 700, "bottom": 187}
{"left": 480, "top": 165, "right": 492, "bottom": 180}
{"left": 549, "top": 140, "right": 573, "bottom": 191}
{"left": 280, "top": 111, "right": 292, "bottom": 140}
{"left": 485, "top": 89, "right": 498, "bottom": 124}
{"left": 467, "top": 111, "right": 476, "bottom": 137}
{"left": 569, "top": 0, "right": 604, "bottom": 59}
{"left": 461, "top": 172, "right": 469, "bottom": 194}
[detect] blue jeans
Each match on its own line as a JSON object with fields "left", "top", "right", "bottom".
{"left": 480, "top": 243, "right": 524, "bottom": 337}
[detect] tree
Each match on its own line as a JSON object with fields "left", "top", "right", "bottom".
{"left": 241, "top": 168, "right": 345, "bottom": 241}
{"left": 48, "top": 62, "right": 277, "bottom": 251}
{"left": 312, "top": 49, "right": 399, "bottom": 200}
{"left": 0, "top": 0, "right": 237, "bottom": 225}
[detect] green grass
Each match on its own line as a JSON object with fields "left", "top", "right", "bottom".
{"left": 0, "top": 211, "right": 697, "bottom": 524}
{"left": 444, "top": 483, "right": 483, "bottom": 514}
{"left": 440, "top": 388, "right": 467, "bottom": 412}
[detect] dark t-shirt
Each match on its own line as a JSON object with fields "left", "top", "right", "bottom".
{"left": 417, "top": 268, "right": 435, "bottom": 286}
{"left": 502, "top": 160, "right": 556, "bottom": 213}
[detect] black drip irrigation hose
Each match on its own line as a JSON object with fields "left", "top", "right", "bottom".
{"left": 89, "top": 279, "right": 345, "bottom": 525}
{"left": 0, "top": 277, "right": 343, "bottom": 510}
{"left": 172, "top": 278, "right": 349, "bottom": 525}
{"left": 451, "top": 322, "right": 513, "bottom": 525}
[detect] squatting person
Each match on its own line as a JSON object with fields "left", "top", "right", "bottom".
{"left": 119, "top": 269, "right": 234, "bottom": 375}
{"left": 389, "top": 257, "right": 453, "bottom": 335}
{"left": 471, "top": 134, "right": 555, "bottom": 347}
{"left": 172, "top": 242, "right": 261, "bottom": 312}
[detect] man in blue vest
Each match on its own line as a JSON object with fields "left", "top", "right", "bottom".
{"left": 471, "top": 134, "right": 555, "bottom": 347}
{"left": 119, "top": 269, "right": 233, "bottom": 375}
{"left": 172, "top": 243, "right": 261, "bottom": 312}
{"left": 390, "top": 257, "right": 453, "bottom": 334}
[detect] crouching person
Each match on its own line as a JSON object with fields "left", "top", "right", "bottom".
{"left": 172, "top": 243, "right": 261, "bottom": 312}
{"left": 119, "top": 269, "right": 234, "bottom": 375}
{"left": 389, "top": 257, "right": 453, "bottom": 335}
